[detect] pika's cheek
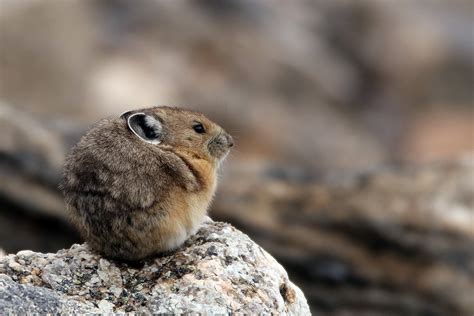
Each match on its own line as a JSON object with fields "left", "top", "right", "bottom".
{"left": 208, "top": 134, "right": 233, "bottom": 159}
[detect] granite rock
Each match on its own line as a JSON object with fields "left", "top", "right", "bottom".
{"left": 0, "top": 221, "right": 310, "bottom": 315}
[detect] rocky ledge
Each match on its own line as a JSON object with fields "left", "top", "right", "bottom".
{"left": 0, "top": 220, "right": 310, "bottom": 314}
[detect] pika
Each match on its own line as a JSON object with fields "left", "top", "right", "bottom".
{"left": 60, "top": 106, "right": 233, "bottom": 261}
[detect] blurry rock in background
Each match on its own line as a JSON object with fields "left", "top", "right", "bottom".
{"left": 1, "top": 0, "right": 472, "bottom": 169}
{"left": 215, "top": 158, "right": 474, "bottom": 315}
{"left": 0, "top": 0, "right": 473, "bottom": 315}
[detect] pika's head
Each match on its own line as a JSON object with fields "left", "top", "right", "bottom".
{"left": 121, "top": 106, "right": 233, "bottom": 163}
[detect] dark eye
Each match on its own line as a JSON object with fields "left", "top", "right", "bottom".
{"left": 193, "top": 123, "right": 206, "bottom": 134}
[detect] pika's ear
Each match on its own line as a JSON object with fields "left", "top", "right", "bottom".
{"left": 126, "top": 113, "right": 162, "bottom": 144}
{"left": 120, "top": 110, "right": 134, "bottom": 120}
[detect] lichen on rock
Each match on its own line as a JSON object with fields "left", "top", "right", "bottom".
{"left": 0, "top": 221, "right": 310, "bottom": 315}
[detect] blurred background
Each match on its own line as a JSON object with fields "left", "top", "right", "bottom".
{"left": 0, "top": 0, "right": 473, "bottom": 315}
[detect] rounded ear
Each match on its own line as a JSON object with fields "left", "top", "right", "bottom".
{"left": 127, "top": 113, "right": 162, "bottom": 144}
{"left": 120, "top": 110, "right": 134, "bottom": 120}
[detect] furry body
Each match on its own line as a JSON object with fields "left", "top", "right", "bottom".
{"left": 60, "top": 106, "right": 232, "bottom": 261}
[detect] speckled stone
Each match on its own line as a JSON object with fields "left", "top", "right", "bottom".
{"left": 0, "top": 221, "right": 310, "bottom": 315}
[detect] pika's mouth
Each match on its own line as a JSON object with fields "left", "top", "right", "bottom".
{"left": 208, "top": 133, "right": 234, "bottom": 159}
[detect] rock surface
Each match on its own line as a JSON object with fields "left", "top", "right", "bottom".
{"left": 214, "top": 158, "right": 474, "bottom": 315}
{"left": 0, "top": 221, "right": 310, "bottom": 315}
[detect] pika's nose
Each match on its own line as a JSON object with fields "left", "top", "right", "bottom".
{"left": 226, "top": 134, "right": 234, "bottom": 148}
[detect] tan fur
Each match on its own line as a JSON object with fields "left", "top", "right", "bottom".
{"left": 60, "top": 106, "right": 233, "bottom": 261}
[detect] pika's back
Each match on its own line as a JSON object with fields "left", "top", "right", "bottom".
{"left": 60, "top": 106, "right": 233, "bottom": 261}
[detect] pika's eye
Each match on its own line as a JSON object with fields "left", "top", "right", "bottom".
{"left": 193, "top": 122, "right": 206, "bottom": 134}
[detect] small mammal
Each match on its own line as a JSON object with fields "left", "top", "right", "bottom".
{"left": 60, "top": 106, "right": 233, "bottom": 261}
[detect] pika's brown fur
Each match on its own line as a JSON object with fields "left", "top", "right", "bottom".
{"left": 60, "top": 106, "right": 233, "bottom": 261}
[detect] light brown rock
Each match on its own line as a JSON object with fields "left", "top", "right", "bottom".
{"left": 0, "top": 221, "right": 310, "bottom": 315}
